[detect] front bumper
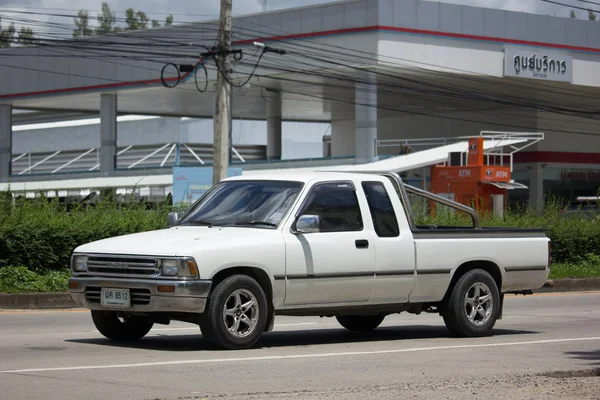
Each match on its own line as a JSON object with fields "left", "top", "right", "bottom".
{"left": 68, "top": 276, "right": 212, "bottom": 313}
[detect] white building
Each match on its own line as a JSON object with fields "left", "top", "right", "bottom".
{"left": 0, "top": 0, "right": 599, "bottom": 206}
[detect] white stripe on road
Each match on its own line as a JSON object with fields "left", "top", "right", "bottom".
{"left": 2, "top": 336, "right": 600, "bottom": 374}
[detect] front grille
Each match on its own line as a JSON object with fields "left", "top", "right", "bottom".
{"left": 87, "top": 255, "right": 158, "bottom": 277}
{"left": 85, "top": 287, "right": 152, "bottom": 306}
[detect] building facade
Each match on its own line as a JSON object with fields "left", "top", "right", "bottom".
{"left": 0, "top": 0, "right": 599, "bottom": 207}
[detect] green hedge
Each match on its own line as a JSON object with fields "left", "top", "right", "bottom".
{"left": 0, "top": 195, "right": 170, "bottom": 271}
{"left": 0, "top": 194, "right": 598, "bottom": 272}
{"left": 409, "top": 195, "right": 599, "bottom": 265}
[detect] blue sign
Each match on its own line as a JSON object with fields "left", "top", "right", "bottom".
{"left": 172, "top": 167, "right": 242, "bottom": 204}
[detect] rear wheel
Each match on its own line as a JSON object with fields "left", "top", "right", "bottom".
{"left": 442, "top": 269, "right": 500, "bottom": 337}
{"left": 336, "top": 315, "right": 385, "bottom": 331}
{"left": 91, "top": 310, "right": 154, "bottom": 341}
{"left": 199, "top": 274, "right": 268, "bottom": 350}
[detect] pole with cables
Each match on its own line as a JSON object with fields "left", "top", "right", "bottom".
{"left": 213, "top": 0, "right": 232, "bottom": 185}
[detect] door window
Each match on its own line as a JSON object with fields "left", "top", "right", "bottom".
{"left": 299, "top": 182, "right": 363, "bottom": 232}
{"left": 362, "top": 181, "right": 400, "bottom": 237}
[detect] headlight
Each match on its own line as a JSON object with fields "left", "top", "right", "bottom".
{"left": 161, "top": 259, "right": 179, "bottom": 276}
{"left": 159, "top": 258, "right": 199, "bottom": 278}
{"left": 72, "top": 255, "right": 88, "bottom": 272}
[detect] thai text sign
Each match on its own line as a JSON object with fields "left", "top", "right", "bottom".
{"left": 561, "top": 170, "right": 600, "bottom": 182}
{"left": 504, "top": 47, "right": 573, "bottom": 83}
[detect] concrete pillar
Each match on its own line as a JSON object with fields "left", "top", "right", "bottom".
{"left": 0, "top": 104, "right": 11, "bottom": 182}
{"left": 355, "top": 71, "right": 377, "bottom": 164}
{"left": 266, "top": 91, "right": 282, "bottom": 160}
{"left": 529, "top": 163, "right": 544, "bottom": 209}
{"left": 100, "top": 93, "right": 117, "bottom": 175}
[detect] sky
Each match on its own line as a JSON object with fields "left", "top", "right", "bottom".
{"left": 0, "top": 0, "right": 591, "bottom": 34}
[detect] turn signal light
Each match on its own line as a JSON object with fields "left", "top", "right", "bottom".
{"left": 188, "top": 260, "right": 199, "bottom": 277}
{"left": 68, "top": 281, "right": 80, "bottom": 289}
{"left": 157, "top": 285, "right": 176, "bottom": 293}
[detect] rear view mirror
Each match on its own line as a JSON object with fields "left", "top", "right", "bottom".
{"left": 295, "top": 214, "right": 320, "bottom": 234}
{"left": 167, "top": 212, "right": 180, "bottom": 227}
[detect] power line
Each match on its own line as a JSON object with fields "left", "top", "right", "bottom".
{"left": 574, "top": 0, "right": 600, "bottom": 8}
{"left": 3, "top": 55, "right": 600, "bottom": 138}
{"left": 2, "top": 23, "right": 596, "bottom": 120}
{"left": 540, "top": 0, "right": 600, "bottom": 14}
{"left": 4, "top": 10, "right": 600, "bottom": 136}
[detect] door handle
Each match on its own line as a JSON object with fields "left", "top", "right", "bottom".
{"left": 355, "top": 239, "right": 369, "bottom": 249}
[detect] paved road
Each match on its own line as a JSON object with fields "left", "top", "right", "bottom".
{"left": 1, "top": 292, "right": 600, "bottom": 400}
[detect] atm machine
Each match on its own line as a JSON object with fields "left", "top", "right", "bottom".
{"left": 429, "top": 137, "right": 525, "bottom": 217}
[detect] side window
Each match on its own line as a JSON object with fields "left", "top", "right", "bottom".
{"left": 362, "top": 181, "right": 400, "bottom": 237}
{"left": 300, "top": 182, "right": 363, "bottom": 232}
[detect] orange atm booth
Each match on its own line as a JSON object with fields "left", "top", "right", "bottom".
{"left": 429, "top": 137, "right": 517, "bottom": 216}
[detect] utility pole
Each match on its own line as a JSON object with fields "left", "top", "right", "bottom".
{"left": 213, "top": 0, "right": 232, "bottom": 185}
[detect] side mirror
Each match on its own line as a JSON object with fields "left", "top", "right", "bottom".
{"left": 167, "top": 212, "right": 180, "bottom": 227}
{"left": 295, "top": 214, "right": 320, "bottom": 234}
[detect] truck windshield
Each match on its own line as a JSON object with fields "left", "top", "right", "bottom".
{"left": 177, "top": 180, "right": 304, "bottom": 228}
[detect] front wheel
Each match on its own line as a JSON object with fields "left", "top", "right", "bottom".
{"left": 336, "top": 315, "right": 385, "bottom": 331}
{"left": 199, "top": 274, "right": 268, "bottom": 350}
{"left": 91, "top": 310, "right": 154, "bottom": 340}
{"left": 442, "top": 269, "right": 500, "bottom": 337}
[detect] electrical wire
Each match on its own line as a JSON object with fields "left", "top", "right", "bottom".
{"left": 3, "top": 9, "right": 600, "bottom": 136}
{"left": 540, "top": 0, "right": 600, "bottom": 14}
{"left": 574, "top": 0, "right": 600, "bottom": 7}
{"left": 2, "top": 22, "right": 592, "bottom": 119}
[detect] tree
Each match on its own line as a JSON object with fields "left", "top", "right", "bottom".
{"left": 95, "top": 1, "right": 117, "bottom": 35}
{"left": 73, "top": 10, "right": 93, "bottom": 38}
{"left": 124, "top": 8, "right": 139, "bottom": 30}
{"left": 589, "top": 9, "right": 597, "bottom": 21}
{"left": 70, "top": 2, "right": 175, "bottom": 38}
{"left": 570, "top": 9, "right": 576, "bottom": 18}
{"left": 125, "top": 8, "right": 171, "bottom": 30}
{"left": 18, "top": 27, "right": 38, "bottom": 45}
{"left": 0, "top": 17, "right": 16, "bottom": 48}
{"left": 0, "top": 17, "right": 38, "bottom": 47}
{"left": 136, "top": 11, "right": 149, "bottom": 29}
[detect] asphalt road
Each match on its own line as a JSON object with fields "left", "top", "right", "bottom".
{"left": 1, "top": 292, "right": 600, "bottom": 400}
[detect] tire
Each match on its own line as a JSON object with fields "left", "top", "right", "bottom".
{"left": 336, "top": 315, "right": 385, "bottom": 332}
{"left": 91, "top": 310, "right": 154, "bottom": 341}
{"left": 442, "top": 269, "right": 500, "bottom": 337}
{"left": 199, "top": 274, "right": 268, "bottom": 350}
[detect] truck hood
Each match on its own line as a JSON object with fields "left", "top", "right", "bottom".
{"left": 74, "top": 226, "right": 278, "bottom": 257}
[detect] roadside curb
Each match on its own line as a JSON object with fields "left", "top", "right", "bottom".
{"left": 536, "top": 278, "right": 600, "bottom": 293}
{"left": 1, "top": 278, "right": 600, "bottom": 310}
{"left": 0, "top": 293, "right": 76, "bottom": 310}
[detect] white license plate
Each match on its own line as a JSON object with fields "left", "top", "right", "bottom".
{"left": 101, "top": 288, "right": 131, "bottom": 308}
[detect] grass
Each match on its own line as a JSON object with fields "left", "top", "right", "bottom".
{"left": 549, "top": 255, "right": 600, "bottom": 280}
{"left": 0, "top": 266, "right": 70, "bottom": 294}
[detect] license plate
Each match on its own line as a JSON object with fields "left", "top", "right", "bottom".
{"left": 101, "top": 288, "right": 131, "bottom": 308}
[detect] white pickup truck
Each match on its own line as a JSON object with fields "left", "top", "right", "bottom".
{"left": 68, "top": 171, "right": 550, "bottom": 350}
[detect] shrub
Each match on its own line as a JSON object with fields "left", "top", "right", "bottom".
{"left": 0, "top": 191, "right": 598, "bottom": 273}
{"left": 0, "top": 195, "right": 171, "bottom": 271}
{"left": 410, "top": 195, "right": 600, "bottom": 264}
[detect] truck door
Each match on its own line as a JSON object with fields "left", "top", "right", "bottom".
{"left": 361, "top": 179, "right": 417, "bottom": 303}
{"left": 282, "top": 181, "right": 376, "bottom": 306}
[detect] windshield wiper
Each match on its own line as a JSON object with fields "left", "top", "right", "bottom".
{"left": 182, "top": 220, "right": 219, "bottom": 227}
{"left": 234, "top": 220, "right": 278, "bottom": 228}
